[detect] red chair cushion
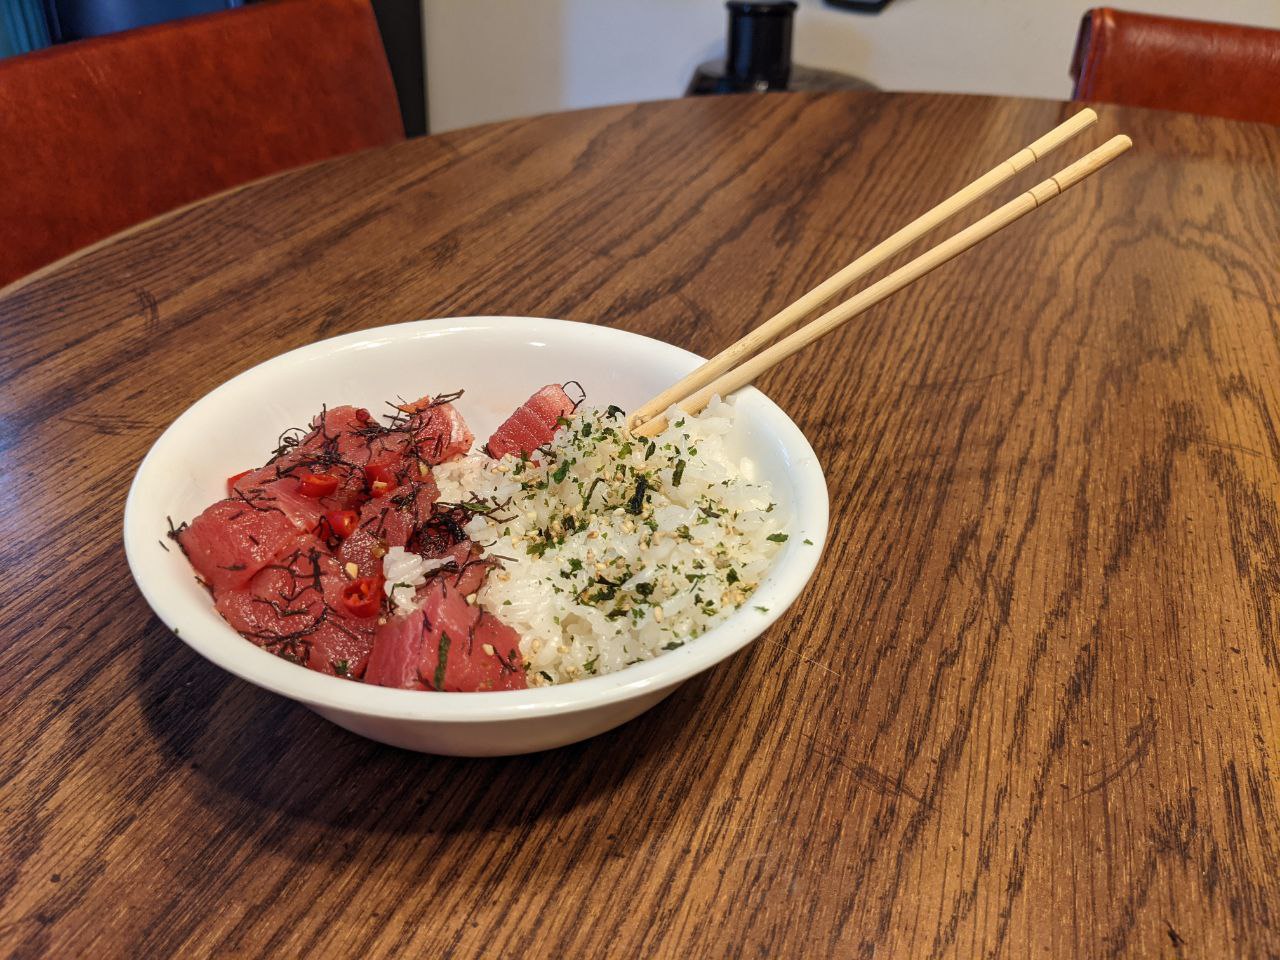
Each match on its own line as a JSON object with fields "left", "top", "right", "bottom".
{"left": 0, "top": 0, "right": 404, "bottom": 286}
{"left": 1071, "top": 8, "right": 1280, "bottom": 126}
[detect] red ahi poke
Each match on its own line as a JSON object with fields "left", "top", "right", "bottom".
{"left": 171, "top": 383, "right": 789, "bottom": 692}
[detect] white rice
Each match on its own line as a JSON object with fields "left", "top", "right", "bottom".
{"left": 429, "top": 397, "right": 787, "bottom": 685}
{"left": 382, "top": 546, "right": 448, "bottom": 615}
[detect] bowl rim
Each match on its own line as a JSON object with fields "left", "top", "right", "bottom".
{"left": 124, "top": 316, "right": 829, "bottom": 723}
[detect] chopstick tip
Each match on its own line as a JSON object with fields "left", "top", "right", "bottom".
{"left": 1104, "top": 133, "right": 1134, "bottom": 155}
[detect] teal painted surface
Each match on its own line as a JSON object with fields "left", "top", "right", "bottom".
{"left": 1, "top": 0, "right": 52, "bottom": 56}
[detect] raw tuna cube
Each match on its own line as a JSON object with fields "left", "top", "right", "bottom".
{"left": 178, "top": 497, "right": 303, "bottom": 590}
{"left": 337, "top": 527, "right": 384, "bottom": 579}
{"left": 214, "top": 587, "right": 291, "bottom": 647}
{"left": 295, "top": 405, "right": 376, "bottom": 461}
{"left": 358, "top": 478, "right": 440, "bottom": 547}
{"left": 415, "top": 582, "right": 525, "bottom": 691}
{"left": 485, "top": 384, "right": 575, "bottom": 459}
{"left": 365, "top": 580, "right": 526, "bottom": 691}
{"left": 214, "top": 537, "right": 375, "bottom": 675}
{"left": 470, "top": 613, "right": 526, "bottom": 689}
{"left": 313, "top": 404, "right": 420, "bottom": 490}
{"left": 364, "top": 607, "right": 428, "bottom": 690}
{"left": 233, "top": 457, "right": 363, "bottom": 516}
{"left": 305, "top": 621, "right": 375, "bottom": 679}
{"left": 441, "top": 540, "right": 490, "bottom": 597}
{"left": 264, "top": 476, "right": 329, "bottom": 531}
{"left": 234, "top": 405, "right": 381, "bottom": 508}
{"left": 370, "top": 395, "right": 473, "bottom": 470}
{"left": 410, "top": 402, "right": 473, "bottom": 464}
{"left": 338, "top": 478, "right": 441, "bottom": 578}
{"left": 212, "top": 537, "right": 332, "bottom": 623}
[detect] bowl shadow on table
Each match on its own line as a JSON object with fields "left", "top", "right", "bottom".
{"left": 137, "top": 615, "right": 740, "bottom": 865}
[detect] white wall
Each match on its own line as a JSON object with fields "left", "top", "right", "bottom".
{"left": 423, "top": 0, "right": 1280, "bottom": 133}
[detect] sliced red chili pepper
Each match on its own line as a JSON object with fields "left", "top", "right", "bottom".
{"left": 365, "top": 463, "right": 396, "bottom": 498}
{"left": 324, "top": 509, "right": 359, "bottom": 539}
{"left": 297, "top": 471, "right": 339, "bottom": 498}
{"left": 341, "top": 576, "right": 383, "bottom": 618}
{"left": 226, "top": 469, "right": 253, "bottom": 495}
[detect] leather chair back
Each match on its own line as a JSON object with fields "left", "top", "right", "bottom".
{"left": 0, "top": 0, "right": 403, "bottom": 286}
{"left": 1071, "top": 8, "right": 1280, "bottom": 126}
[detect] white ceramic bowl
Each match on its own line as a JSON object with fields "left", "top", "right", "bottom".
{"left": 124, "top": 317, "right": 828, "bottom": 755}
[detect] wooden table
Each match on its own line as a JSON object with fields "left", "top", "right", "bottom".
{"left": 3, "top": 92, "right": 1278, "bottom": 958}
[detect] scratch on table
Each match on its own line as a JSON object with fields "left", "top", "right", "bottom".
{"left": 135, "top": 287, "right": 161, "bottom": 338}
{"left": 788, "top": 730, "right": 929, "bottom": 808}
{"left": 1074, "top": 708, "right": 1157, "bottom": 799}
{"left": 1178, "top": 434, "right": 1264, "bottom": 458}
{"left": 759, "top": 636, "right": 844, "bottom": 678}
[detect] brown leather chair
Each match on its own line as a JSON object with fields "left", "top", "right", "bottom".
{"left": 1071, "top": 8, "right": 1280, "bottom": 126}
{"left": 0, "top": 0, "right": 403, "bottom": 287}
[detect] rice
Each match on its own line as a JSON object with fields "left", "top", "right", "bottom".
{"left": 431, "top": 397, "right": 786, "bottom": 685}
{"left": 382, "top": 546, "right": 449, "bottom": 615}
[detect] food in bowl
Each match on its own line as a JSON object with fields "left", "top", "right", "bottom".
{"left": 170, "top": 383, "right": 786, "bottom": 691}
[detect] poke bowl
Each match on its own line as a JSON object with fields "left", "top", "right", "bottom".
{"left": 123, "top": 316, "right": 828, "bottom": 756}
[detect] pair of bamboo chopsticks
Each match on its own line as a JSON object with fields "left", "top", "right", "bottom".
{"left": 628, "top": 108, "right": 1131, "bottom": 437}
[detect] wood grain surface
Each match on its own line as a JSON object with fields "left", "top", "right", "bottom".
{"left": 2, "top": 92, "right": 1279, "bottom": 959}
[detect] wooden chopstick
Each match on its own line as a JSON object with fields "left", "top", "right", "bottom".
{"left": 627, "top": 107, "right": 1099, "bottom": 431}
{"left": 631, "top": 134, "right": 1133, "bottom": 437}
